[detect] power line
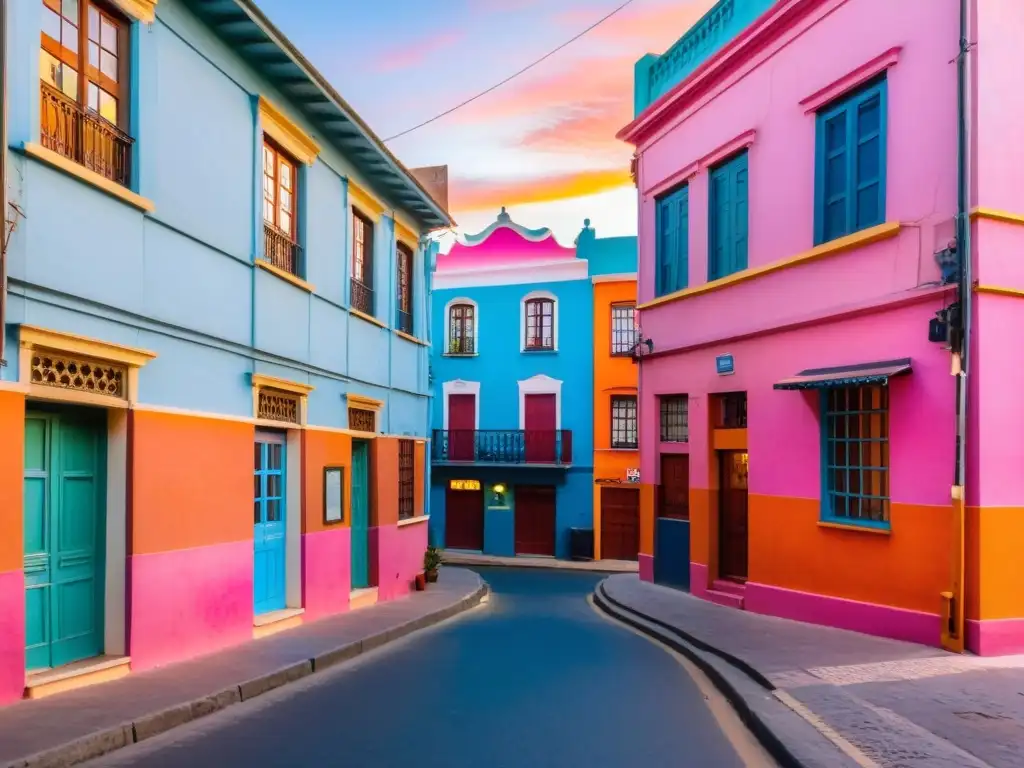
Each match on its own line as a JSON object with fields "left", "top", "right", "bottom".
{"left": 383, "top": 0, "right": 638, "bottom": 142}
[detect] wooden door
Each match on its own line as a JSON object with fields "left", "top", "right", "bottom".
{"left": 24, "top": 410, "right": 106, "bottom": 671}
{"left": 445, "top": 486, "right": 484, "bottom": 551}
{"left": 718, "top": 451, "right": 749, "bottom": 582}
{"left": 254, "top": 431, "right": 287, "bottom": 615}
{"left": 350, "top": 440, "right": 371, "bottom": 589}
{"left": 514, "top": 485, "right": 556, "bottom": 556}
{"left": 524, "top": 393, "right": 556, "bottom": 463}
{"left": 658, "top": 454, "right": 690, "bottom": 519}
{"left": 448, "top": 394, "right": 476, "bottom": 461}
{"left": 600, "top": 487, "right": 639, "bottom": 561}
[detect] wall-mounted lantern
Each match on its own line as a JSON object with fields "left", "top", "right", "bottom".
{"left": 491, "top": 483, "right": 507, "bottom": 506}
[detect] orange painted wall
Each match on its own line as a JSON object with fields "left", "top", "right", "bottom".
{"left": 0, "top": 391, "right": 25, "bottom": 573}
{"left": 966, "top": 506, "right": 1024, "bottom": 622}
{"left": 371, "top": 437, "right": 398, "bottom": 527}
{"left": 131, "top": 411, "right": 253, "bottom": 556}
{"left": 303, "top": 428, "right": 352, "bottom": 534}
{"left": 639, "top": 484, "right": 656, "bottom": 556}
{"left": 593, "top": 279, "right": 639, "bottom": 483}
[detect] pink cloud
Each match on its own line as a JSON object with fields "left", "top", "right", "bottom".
{"left": 374, "top": 31, "right": 465, "bottom": 73}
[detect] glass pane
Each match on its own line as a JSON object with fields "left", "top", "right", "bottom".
{"left": 253, "top": 473, "right": 260, "bottom": 500}
{"left": 43, "top": 7, "right": 61, "bottom": 41}
{"left": 254, "top": 442, "right": 262, "bottom": 470}
{"left": 263, "top": 199, "right": 274, "bottom": 224}
{"left": 99, "top": 88, "right": 117, "bottom": 123}
{"left": 280, "top": 189, "right": 291, "bottom": 212}
{"left": 280, "top": 162, "right": 291, "bottom": 190}
{"left": 39, "top": 49, "right": 61, "bottom": 88}
{"left": 62, "top": 0, "right": 78, "bottom": 21}
{"left": 61, "top": 65, "right": 78, "bottom": 99}
{"left": 266, "top": 473, "right": 280, "bottom": 499}
{"left": 263, "top": 145, "right": 274, "bottom": 170}
{"left": 254, "top": 499, "right": 261, "bottom": 524}
{"left": 266, "top": 498, "right": 281, "bottom": 522}
{"left": 87, "top": 81, "right": 98, "bottom": 111}
{"left": 100, "top": 49, "right": 117, "bottom": 81}
{"left": 100, "top": 17, "right": 117, "bottom": 53}
{"left": 88, "top": 40, "right": 98, "bottom": 68}
{"left": 62, "top": 19, "right": 78, "bottom": 52}
{"left": 279, "top": 212, "right": 291, "bottom": 236}
{"left": 269, "top": 444, "right": 282, "bottom": 470}
{"left": 88, "top": 5, "right": 99, "bottom": 38}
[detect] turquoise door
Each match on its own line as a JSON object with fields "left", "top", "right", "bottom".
{"left": 254, "top": 432, "right": 287, "bottom": 615}
{"left": 24, "top": 410, "right": 106, "bottom": 671}
{"left": 350, "top": 440, "right": 370, "bottom": 590}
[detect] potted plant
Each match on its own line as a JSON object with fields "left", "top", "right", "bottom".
{"left": 424, "top": 545, "right": 442, "bottom": 583}
{"left": 414, "top": 572, "right": 426, "bottom": 591}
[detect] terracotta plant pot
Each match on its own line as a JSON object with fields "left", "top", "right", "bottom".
{"left": 425, "top": 569, "right": 439, "bottom": 583}
{"left": 414, "top": 573, "right": 426, "bottom": 591}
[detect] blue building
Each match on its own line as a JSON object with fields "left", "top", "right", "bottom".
{"left": 428, "top": 209, "right": 635, "bottom": 560}
{"left": 0, "top": 0, "right": 450, "bottom": 703}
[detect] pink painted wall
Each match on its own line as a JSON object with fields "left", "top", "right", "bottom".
{"left": 301, "top": 528, "right": 351, "bottom": 621}
{"left": 371, "top": 522, "right": 427, "bottom": 601}
{"left": 128, "top": 540, "right": 253, "bottom": 672}
{"left": 0, "top": 570, "right": 24, "bottom": 704}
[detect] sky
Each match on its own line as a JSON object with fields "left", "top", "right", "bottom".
{"left": 254, "top": 0, "right": 717, "bottom": 249}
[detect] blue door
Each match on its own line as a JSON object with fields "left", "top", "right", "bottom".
{"left": 254, "top": 431, "right": 286, "bottom": 615}
{"left": 350, "top": 440, "right": 370, "bottom": 590}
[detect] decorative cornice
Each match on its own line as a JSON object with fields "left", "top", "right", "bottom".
{"left": 345, "top": 393, "right": 384, "bottom": 411}
{"left": 462, "top": 207, "right": 554, "bottom": 246}
{"left": 258, "top": 96, "right": 320, "bottom": 166}
{"left": 799, "top": 47, "right": 901, "bottom": 113}
{"left": 20, "top": 325, "right": 156, "bottom": 367}
{"left": 349, "top": 180, "right": 386, "bottom": 221}
{"left": 110, "top": 0, "right": 157, "bottom": 23}
{"left": 970, "top": 207, "right": 1024, "bottom": 226}
{"left": 251, "top": 373, "right": 314, "bottom": 396}
{"left": 394, "top": 217, "right": 418, "bottom": 248}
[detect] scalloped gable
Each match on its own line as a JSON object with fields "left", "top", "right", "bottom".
{"left": 438, "top": 207, "right": 577, "bottom": 272}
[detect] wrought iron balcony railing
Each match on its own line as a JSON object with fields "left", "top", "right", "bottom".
{"left": 351, "top": 277, "right": 373, "bottom": 315}
{"left": 432, "top": 429, "right": 573, "bottom": 466}
{"left": 262, "top": 224, "right": 302, "bottom": 276}
{"left": 397, "top": 308, "right": 413, "bottom": 335}
{"left": 40, "top": 82, "right": 133, "bottom": 187}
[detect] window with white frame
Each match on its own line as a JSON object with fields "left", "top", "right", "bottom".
{"left": 446, "top": 298, "right": 477, "bottom": 355}
{"left": 521, "top": 291, "right": 557, "bottom": 352}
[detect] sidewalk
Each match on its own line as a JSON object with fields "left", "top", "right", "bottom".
{"left": 597, "top": 574, "right": 1024, "bottom": 768}
{"left": 441, "top": 550, "right": 638, "bottom": 573}
{"left": 0, "top": 568, "right": 486, "bottom": 768}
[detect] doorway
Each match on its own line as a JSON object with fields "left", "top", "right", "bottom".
{"left": 514, "top": 485, "right": 556, "bottom": 555}
{"left": 718, "top": 450, "right": 749, "bottom": 582}
{"left": 448, "top": 394, "right": 476, "bottom": 461}
{"left": 350, "top": 439, "right": 371, "bottom": 589}
{"left": 600, "top": 487, "right": 639, "bottom": 561}
{"left": 24, "top": 408, "right": 107, "bottom": 671}
{"left": 445, "top": 484, "right": 484, "bottom": 551}
{"left": 254, "top": 430, "right": 287, "bottom": 615}
{"left": 524, "top": 393, "right": 556, "bottom": 463}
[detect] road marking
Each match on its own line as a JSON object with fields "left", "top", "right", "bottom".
{"left": 588, "top": 595, "right": 778, "bottom": 768}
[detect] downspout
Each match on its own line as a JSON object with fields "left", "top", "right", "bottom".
{"left": 0, "top": 0, "right": 7, "bottom": 368}
{"left": 945, "top": 0, "right": 972, "bottom": 653}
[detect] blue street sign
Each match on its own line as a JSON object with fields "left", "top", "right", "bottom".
{"left": 716, "top": 354, "right": 735, "bottom": 375}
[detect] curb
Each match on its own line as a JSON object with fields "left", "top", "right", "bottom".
{"left": 7, "top": 581, "right": 489, "bottom": 768}
{"left": 592, "top": 582, "right": 807, "bottom": 768}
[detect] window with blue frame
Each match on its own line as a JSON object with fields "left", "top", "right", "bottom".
{"left": 821, "top": 385, "right": 890, "bottom": 527}
{"left": 814, "top": 75, "right": 887, "bottom": 245}
{"left": 708, "top": 150, "right": 749, "bottom": 281}
{"left": 655, "top": 184, "right": 689, "bottom": 297}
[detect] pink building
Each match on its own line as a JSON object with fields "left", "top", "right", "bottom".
{"left": 621, "top": 0, "right": 1024, "bottom": 655}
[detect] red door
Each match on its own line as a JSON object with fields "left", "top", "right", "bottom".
{"left": 514, "top": 485, "right": 556, "bottom": 556}
{"left": 524, "top": 393, "right": 556, "bottom": 463}
{"left": 658, "top": 454, "right": 690, "bottom": 520}
{"left": 601, "top": 487, "right": 640, "bottom": 561}
{"left": 445, "top": 486, "right": 484, "bottom": 550}
{"left": 448, "top": 394, "right": 475, "bottom": 461}
{"left": 718, "top": 451, "right": 749, "bottom": 581}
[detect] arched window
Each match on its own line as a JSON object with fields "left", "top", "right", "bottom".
{"left": 523, "top": 294, "right": 556, "bottom": 351}
{"left": 447, "top": 300, "right": 477, "bottom": 355}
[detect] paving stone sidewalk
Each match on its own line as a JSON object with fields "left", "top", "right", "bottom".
{"left": 602, "top": 574, "right": 1024, "bottom": 768}
{"left": 0, "top": 568, "right": 486, "bottom": 768}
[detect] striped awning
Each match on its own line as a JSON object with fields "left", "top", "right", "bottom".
{"left": 773, "top": 358, "right": 912, "bottom": 390}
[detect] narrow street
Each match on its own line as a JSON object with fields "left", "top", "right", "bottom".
{"left": 85, "top": 568, "right": 769, "bottom": 768}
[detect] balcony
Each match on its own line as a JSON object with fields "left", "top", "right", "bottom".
{"left": 40, "top": 82, "right": 133, "bottom": 187}
{"left": 351, "top": 277, "right": 373, "bottom": 315}
{"left": 262, "top": 224, "right": 302, "bottom": 276}
{"left": 432, "top": 429, "right": 573, "bottom": 467}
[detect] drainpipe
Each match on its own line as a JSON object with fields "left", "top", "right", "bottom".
{"left": 0, "top": 0, "right": 7, "bottom": 367}
{"left": 945, "top": 0, "right": 972, "bottom": 653}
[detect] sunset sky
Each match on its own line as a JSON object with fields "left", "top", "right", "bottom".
{"left": 254, "top": 0, "right": 717, "bottom": 248}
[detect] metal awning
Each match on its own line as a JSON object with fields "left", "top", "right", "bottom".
{"left": 773, "top": 358, "right": 912, "bottom": 390}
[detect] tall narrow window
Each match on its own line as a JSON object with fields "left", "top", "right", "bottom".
{"left": 398, "top": 439, "right": 415, "bottom": 520}
{"left": 351, "top": 210, "right": 374, "bottom": 315}
{"left": 814, "top": 76, "right": 887, "bottom": 245}
{"left": 448, "top": 303, "right": 475, "bottom": 354}
{"left": 262, "top": 140, "right": 301, "bottom": 276}
{"left": 524, "top": 298, "right": 554, "bottom": 351}
{"left": 611, "top": 303, "right": 637, "bottom": 356}
{"left": 660, "top": 396, "right": 689, "bottom": 442}
{"left": 655, "top": 184, "right": 688, "bottom": 297}
{"left": 611, "top": 396, "right": 638, "bottom": 449}
{"left": 396, "top": 242, "right": 413, "bottom": 334}
{"left": 708, "top": 150, "right": 749, "bottom": 281}
{"left": 822, "top": 385, "right": 889, "bottom": 526}
{"left": 39, "top": 0, "right": 133, "bottom": 185}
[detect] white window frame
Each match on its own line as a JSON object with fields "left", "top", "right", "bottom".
{"left": 517, "top": 374, "right": 562, "bottom": 430}
{"left": 442, "top": 379, "right": 481, "bottom": 429}
{"left": 520, "top": 289, "right": 558, "bottom": 352}
{"left": 444, "top": 297, "right": 479, "bottom": 355}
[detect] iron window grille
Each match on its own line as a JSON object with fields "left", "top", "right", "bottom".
{"left": 398, "top": 439, "right": 415, "bottom": 520}
{"left": 718, "top": 392, "right": 747, "bottom": 429}
{"left": 611, "top": 396, "right": 638, "bottom": 449}
{"left": 822, "top": 385, "right": 890, "bottom": 526}
{"left": 611, "top": 303, "right": 637, "bottom": 355}
{"left": 660, "top": 396, "right": 689, "bottom": 442}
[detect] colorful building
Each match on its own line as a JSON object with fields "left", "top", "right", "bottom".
{"left": 621, "top": 0, "right": 1024, "bottom": 655}
{"left": 429, "top": 211, "right": 636, "bottom": 561}
{"left": 0, "top": 0, "right": 450, "bottom": 703}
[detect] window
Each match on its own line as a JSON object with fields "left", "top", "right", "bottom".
{"left": 660, "top": 396, "right": 689, "bottom": 442}
{"left": 448, "top": 303, "right": 475, "bottom": 354}
{"left": 398, "top": 439, "right": 415, "bottom": 520}
{"left": 611, "top": 396, "right": 638, "bottom": 449}
{"left": 39, "top": 0, "right": 132, "bottom": 186}
{"left": 262, "top": 139, "right": 302, "bottom": 276}
{"left": 822, "top": 385, "right": 889, "bottom": 526}
{"left": 396, "top": 242, "right": 413, "bottom": 334}
{"left": 717, "top": 392, "right": 747, "bottom": 429}
{"left": 814, "top": 75, "right": 887, "bottom": 245}
{"left": 655, "top": 184, "right": 689, "bottom": 296}
{"left": 348, "top": 407, "right": 376, "bottom": 433}
{"left": 708, "top": 150, "right": 749, "bottom": 281}
{"left": 611, "top": 303, "right": 637, "bottom": 356}
{"left": 524, "top": 298, "right": 554, "bottom": 351}
{"left": 351, "top": 210, "right": 374, "bottom": 315}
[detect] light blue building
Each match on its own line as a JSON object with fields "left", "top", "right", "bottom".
{"left": 0, "top": 0, "right": 450, "bottom": 700}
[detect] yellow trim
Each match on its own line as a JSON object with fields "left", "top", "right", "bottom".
{"left": 251, "top": 373, "right": 314, "bottom": 396}
{"left": 976, "top": 284, "right": 1024, "bottom": 299}
{"left": 346, "top": 393, "right": 384, "bottom": 411}
{"left": 258, "top": 96, "right": 320, "bottom": 166}
{"left": 109, "top": 0, "right": 157, "bottom": 23}
{"left": 970, "top": 207, "right": 1024, "bottom": 226}
{"left": 394, "top": 218, "right": 418, "bottom": 249}
{"left": 24, "top": 143, "right": 155, "bottom": 213}
{"left": 397, "top": 515, "right": 430, "bottom": 528}
{"left": 394, "top": 330, "right": 428, "bottom": 346}
{"left": 349, "top": 180, "right": 386, "bottom": 221}
{"left": 20, "top": 324, "right": 156, "bottom": 367}
{"left": 350, "top": 308, "right": 387, "bottom": 328}
{"left": 817, "top": 521, "right": 891, "bottom": 536}
{"left": 256, "top": 260, "right": 315, "bottom": 293}
{"left": 638, "top": 222, "right": 901, "bottom": 310}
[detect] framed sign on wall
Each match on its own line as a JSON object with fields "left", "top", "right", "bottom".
{"left": 324, "top": 466, "right": 345, "bottom": 525}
